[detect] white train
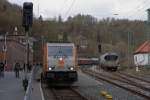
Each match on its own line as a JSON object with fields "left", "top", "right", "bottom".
{"left": 99, "top": 52, "right": 120, "bottom": 71}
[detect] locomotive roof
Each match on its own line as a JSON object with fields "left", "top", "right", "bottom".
{"left": 101, "top": 52, "right": 119, "bottom": 56}
{"left": 47, "top": 43, "right": 75, "bottom": 46}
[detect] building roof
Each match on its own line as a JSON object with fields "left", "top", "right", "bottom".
{"left": 134, "top": 41, "right": 149, "bottom": 54}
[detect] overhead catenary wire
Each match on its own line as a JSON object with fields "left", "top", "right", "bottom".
{"left": 126, "top": 0, "right": 150, "bottom": 18}
{"left": 58, "top": 0, "right": 69, "bottom": 16}
{"left": 64, "top": 0, "right": 76, "bottom": 20}
{"left": 131, "top": 0, "right": 148, "bottom": 12}
{"left": 92, "top": 0, "right": 149, "bottom": 20}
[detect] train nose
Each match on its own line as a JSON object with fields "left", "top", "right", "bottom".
{"left": 58, "top": 57, "right": 65, "bottom": 68}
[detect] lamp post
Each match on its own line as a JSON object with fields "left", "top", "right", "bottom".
{"left": 3, "top": 32, "right": 8, "bottom": 71}
{"left": 110, "top": 14, "right": 119, "bottom": 51}
{"left": 147, "top": 9, "right": 150, "bottom": 67}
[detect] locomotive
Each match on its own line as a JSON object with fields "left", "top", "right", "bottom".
{"left": 99, "top": 52, "right": 119, "bottom": 71}
{"left": 41, "top": 42, "right": 78, "bottom": 86}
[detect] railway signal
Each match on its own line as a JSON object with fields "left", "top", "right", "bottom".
{"left": 98, "top": 44, "right": 101, "bottom": 53}
{"left": 22, "top": 2, "right": 33, "bottom": 31}
{"left": 22, "top": 2, "right": 33, "bottom": 91}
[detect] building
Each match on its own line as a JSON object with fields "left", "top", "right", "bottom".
{"left": 133, "top": 41, "right": 150, "bottom": 66}
{"left": 0, "top": 37, "right": 33, "bottom": 71}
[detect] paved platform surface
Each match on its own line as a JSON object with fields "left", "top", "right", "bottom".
{"left": 0, "top": 71, "right": 43, "bottom": 100}
{"left": 0, "top": 71, "right": 25, "bottom": 100}
{"left": 31, "top": 80, "right": 43, "bottom": 100}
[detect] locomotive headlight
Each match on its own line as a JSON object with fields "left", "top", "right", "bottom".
{"left": 70, "top": 67, "right": 74, "bottom": 70}
{"left": 48, "top": 67, "right": 52, "bottom": 71}
{"left": 59, "top": 57, "right": 63, "bottom": 61}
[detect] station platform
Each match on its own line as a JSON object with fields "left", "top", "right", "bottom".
{"left": 0, "top": 71, "right": 43, "bottom": 100}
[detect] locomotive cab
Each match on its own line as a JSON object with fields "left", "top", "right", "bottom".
{"left": 42, "top": 43, "right": 78, "bottom": 85}
{"left": 100, "top": 52, "right": 119, "bottom": 71}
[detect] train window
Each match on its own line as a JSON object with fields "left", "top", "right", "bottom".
{"left": 104, "top": 55, "right": 118, "bottom": 61}
{"left": 48, "top": 46, "right": 73, "bottom": 56}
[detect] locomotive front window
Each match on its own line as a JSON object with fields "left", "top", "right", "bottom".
{"left": 48, "top": 46, "right": 73, "bottom": 56}
{"left": 104, "top": 55, "right": 118, "bottom": 61}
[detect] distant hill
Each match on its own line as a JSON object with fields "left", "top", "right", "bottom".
{"left": 0, "top": 0, "right": 22, "bottom": 34}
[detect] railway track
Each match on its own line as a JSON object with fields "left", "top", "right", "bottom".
{"left": 82, "top": 69, "right": 150, "bottom": 100}
{"left": 117, "top": 72, "right": 150, "bottom": 83}
{"left": 42, "top": 83, "right": 88, "bottom": 100}
{"left": 51, "top": 87, "right": 88, "bottom": 100}
{"left": 112, "top": 72, "right": 150, "bottom": 90}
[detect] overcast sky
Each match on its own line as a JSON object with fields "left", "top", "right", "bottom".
{"left": 8, "top": 0, "right": 150, "bottom": 21}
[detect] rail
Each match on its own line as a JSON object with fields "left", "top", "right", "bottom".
{"left": 23, "top": 66, "right": 35, "bottom": 100}
{"left": 82, "top": 69, "right": 150, "bottom": 100}
{"left": 51, "top": 87, "right": 88, "bottom": 100}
